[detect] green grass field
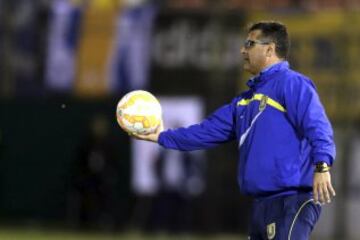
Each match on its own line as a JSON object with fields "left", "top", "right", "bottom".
{"left": 0, "top": 228, "right": 247, "bottom": 240}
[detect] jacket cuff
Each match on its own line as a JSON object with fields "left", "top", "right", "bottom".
{"left": 158, "top": 131, "right": 166, "bottom": 146}
{"left": 313, "top": 153, "right": 333, "bottom": 166}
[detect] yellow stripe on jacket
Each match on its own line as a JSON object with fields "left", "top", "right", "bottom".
{"left": 237, "top": 93, "right": 286, "bottom": 112}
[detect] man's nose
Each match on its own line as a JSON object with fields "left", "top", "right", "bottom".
{"left": 240, "top": 47, "right": 246, "bottom": 54}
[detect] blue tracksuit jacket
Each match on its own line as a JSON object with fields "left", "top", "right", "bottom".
{"left": 158, "top": 61, "right": 335, "bottom": 198}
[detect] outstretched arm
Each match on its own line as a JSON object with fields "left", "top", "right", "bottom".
{"left": 131, "top": 102, "right": 237, "bottom": 151}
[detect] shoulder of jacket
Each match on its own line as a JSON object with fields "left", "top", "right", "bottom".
{"left": 278, "top": 69, "right": 314, "bottom": 86}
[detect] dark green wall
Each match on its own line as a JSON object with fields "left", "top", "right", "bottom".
{"left": 0, "top": 98, "right": 131, "bottom": 222}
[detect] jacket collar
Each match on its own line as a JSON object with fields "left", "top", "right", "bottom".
{"left": 246, "top": 61, "right": 289, "bottom": 89}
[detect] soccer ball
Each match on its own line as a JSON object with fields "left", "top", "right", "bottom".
{"left": 116, "top": 90, "right": 162, "bottom": 134}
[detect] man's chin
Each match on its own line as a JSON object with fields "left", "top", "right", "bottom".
{"left": 242, "top": 67, "right": 258, "bottom": 76}
{"left": 242, "top": 64, "right": 251, "bottom": 73}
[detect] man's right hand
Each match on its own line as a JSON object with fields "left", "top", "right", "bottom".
{"left": 129, "top": 120, "right": 164, "bottom": 143}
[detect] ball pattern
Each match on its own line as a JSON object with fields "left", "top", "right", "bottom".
{"left": 116, "top": 90, "right": 162, "bottom": 134}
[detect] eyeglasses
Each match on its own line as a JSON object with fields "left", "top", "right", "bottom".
{"left": 243, "top": 39, "right": 271, "bottom": 49}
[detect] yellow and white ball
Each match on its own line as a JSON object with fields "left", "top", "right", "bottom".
{"left": 116, "top": 90, "right": 162, "bottom": 134}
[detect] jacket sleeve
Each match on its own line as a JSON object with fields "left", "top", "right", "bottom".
{"left": 284, "top": 75, "right": 336, "bottom": 165}
{"left": 158, "top": 101, "right": 237, "bottom": 151}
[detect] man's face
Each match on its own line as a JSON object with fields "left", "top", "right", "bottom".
{"left": 241, "top": 30, "right": 271, "bottom": 75}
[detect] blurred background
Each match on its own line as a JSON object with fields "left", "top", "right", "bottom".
{"left": 1, "top": 0, "right": 360, "bottom": 239}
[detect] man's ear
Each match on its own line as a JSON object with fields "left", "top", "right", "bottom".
{"left": 267, "top": 43, "right": 276, "bottom": 57}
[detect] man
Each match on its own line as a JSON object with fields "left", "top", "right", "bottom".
{"left": 132, "top": 21, "right": 336, "bottom": 240}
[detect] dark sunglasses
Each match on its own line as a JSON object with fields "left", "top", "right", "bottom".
{"left": 243, "top": 39, "right": 271, "bottom": 49}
